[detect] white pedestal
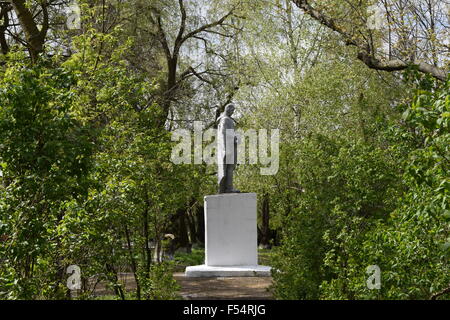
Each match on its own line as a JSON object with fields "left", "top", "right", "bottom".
{"left": 185, "top": 193, "right": 271, "bottom": 277}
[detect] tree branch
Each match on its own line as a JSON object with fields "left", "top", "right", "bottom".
{"left": 292, "top": 0, "right": 448, "bottom": 81}
{"left": 179, "top": 9, "right": 235, "bottom": 47}
{"left": 430, "top": 284, "right": 450, "bottom": 300}
{"left": 148, "top": 7, "right": 171, "bottom": 60}
{"left": 173, "top": 0, "right": 186, "bottom": 56}
{"left": 358, "top": 51, "right": 447, "bottom": 80}
{"left": 11, "top": 0, "right": 48, "bottom": 61}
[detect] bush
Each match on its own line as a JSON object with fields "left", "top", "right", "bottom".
{"left": 0, "top": 61, "right": 94, "bottom": 299}
{"left": 271, "top": 76, "right": 449, "bottom": 300}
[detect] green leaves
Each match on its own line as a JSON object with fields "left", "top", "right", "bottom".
{"left": 0, "top": 59, "right": 96, "bottom": 299}
{"left": 269, "top": 73, "right": 450, "bottom": 300}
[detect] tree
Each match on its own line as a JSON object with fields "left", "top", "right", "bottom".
{"left": 292, "top": 0, "right": 449, "bottom": 80}
{"left": 128, "top": 0, "right": 242, "bottom": 126}
{"left": 0, "top": 60, "right": 94, "bottom": 299}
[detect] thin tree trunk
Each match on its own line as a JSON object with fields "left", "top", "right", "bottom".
{"left": 105, "top": 263, "right": 125, "bottom": 300}
{"left": 142, "top": 194, "right": 152, "bottom": 276}
{"left": 259, "top": 193, "right": 271, "bottom": 249}
{"left": 124, "top": 225, "right": 141, "bottom": 300}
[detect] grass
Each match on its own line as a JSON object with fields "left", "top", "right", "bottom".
{"left": 173, "top": 248, "right": 205, "bottom": 271}
{"left": 258, "top": 248, "right": 273, "bottom": 266}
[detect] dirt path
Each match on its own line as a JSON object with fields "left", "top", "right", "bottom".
{"left": 174, "top": 273, "right": 274, "bottom": 300}
{"left": 92, "top": 271, "right": 273, "bottom": 300}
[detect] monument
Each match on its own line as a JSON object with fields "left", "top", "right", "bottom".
{"left": 185, "top": 104, "right": 271, "bottom": 277}
{"left": 216, "top": 104, "right": 239, "bottom": 194}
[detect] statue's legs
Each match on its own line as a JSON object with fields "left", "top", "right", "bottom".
{"left": 218, "top": 165, "right": 239, "bottom": 193}
{"left": 225, "top": 165, "right": 234, "bottom": 192}
{"left": 224, "top": 165, "right": 240, "bottom": 193}
{"left": 219, "top": 176, "right": 227, "bottom": 193}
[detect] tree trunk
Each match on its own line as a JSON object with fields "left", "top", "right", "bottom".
{"left": 0, "top": 5, "right": 10, "bottom": 55}
{"left": 259, "top": 193, "right": 271, "bottom": 249}
{"left": 124, "top": 225, "right": 141, "bottom": 300}
{"left": 142, "top": 201, "right": 152, "bottom": 276}
{"left": 11, "top": 0, "right": 48, "bottom": 63}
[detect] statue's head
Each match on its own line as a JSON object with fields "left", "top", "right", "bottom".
{"left": 225, "top": 104, "right": 235, "bottom": 116}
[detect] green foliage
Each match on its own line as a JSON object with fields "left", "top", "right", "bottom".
{"left": 1, "top": 0, "right": 448, "bottom": 302}
{"left": 174, "top": 248, "right": 205, "bottom": 267}
{"left": 270, "top": 135, "right": 402, "bottom": 299}
{"left": 0, "top": 61, "right": 94, "bottom": 299}
{"left": 0, "top": 26, "right": 188, "bottom": 299}
{"left": 348, "top": 77, "right": 450, "bottom": 300}
{"left": 270, "top": 75, "right": 449, "bottom": 300}
{"left": 141, "top": 262, "right": 181, "bottom": 300}
{"left": 52, "top": 29, "right": 187, "bottom": 300}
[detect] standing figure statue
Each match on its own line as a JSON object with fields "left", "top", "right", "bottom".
{"left": 217, "top": 104, "right": 240, "bottom": 193}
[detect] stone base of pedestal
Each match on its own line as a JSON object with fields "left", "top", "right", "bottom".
{"left": 185, "top": 265, "right": 271, "bottom": 278}
{"left": 185, "top": 193, "right": 271, "bottom": 278}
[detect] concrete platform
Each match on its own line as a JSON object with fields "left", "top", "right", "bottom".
{"left": 185, "top": 265, "right": 271, "bottom": 278}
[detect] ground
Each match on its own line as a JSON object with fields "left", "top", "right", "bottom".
{"left": 93, "top": 272, "right": 273, "bottom": 300}
{"left": 174, "top": 248, "right": 274, "bottom": 300}
{"left": 93, "top": 248, "right": 274, "bottom": 300}
{"left": 175, "top": 273, "right": 273, "bottom": 300}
